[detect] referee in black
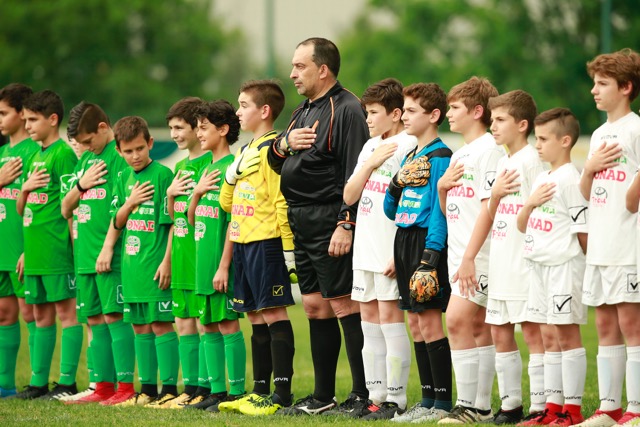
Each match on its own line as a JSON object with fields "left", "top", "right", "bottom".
{"left": 268, "top": 37, "right": 369, "bottom": 415}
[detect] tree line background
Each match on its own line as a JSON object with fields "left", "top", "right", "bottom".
{"left": 1, "top": 0, "right": 638, "bottom": 135}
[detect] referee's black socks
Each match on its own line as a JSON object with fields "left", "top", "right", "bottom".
{"left": 339, "top": 313, "right": 368, "bottom": 399}
{"left": 309, "top": 317, "right": 341, "bottom": 402}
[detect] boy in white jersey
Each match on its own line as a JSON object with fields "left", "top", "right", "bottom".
{"left": 436, "top": 76, "right": 503, "bottom": 424}
{"left": 484, "top": 90, "right": 547, "bottom": 424}
{"left": 341, "top": 78, "right": 416, "bottom": 419}
{"left": 517, "top": 108, "right": 589, "bottom": 427}
{"left": 578, "top": 48, "right": 640, "bottom": 427}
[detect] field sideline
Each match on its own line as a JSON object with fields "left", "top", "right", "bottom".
{"left": 0, "top": 304, "right": 606, "bottom": 425}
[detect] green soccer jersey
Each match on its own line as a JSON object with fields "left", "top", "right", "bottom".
{"left": 0, "top": 138, "right": 40, "bottom": 271}
{"left": 171, "top": 151, "right": 212, "bottom": 290}
{"left": 23, "top": 139, "right": 78, "bottom": 275}
{"left": 65, "top": 141, "right": 129, "bottom": 274}
{"left": 194, "top": 154, "right": 234, "bottom": 296}
{"left": 112, "top": 161, "right": 173, "bottom": 303}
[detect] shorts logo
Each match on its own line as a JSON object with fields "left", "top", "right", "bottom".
{"left": 477, "top": 274, "right": 488, "bottom": 295}
{"left": 553, "top": 295, "right": 572, "bottom": 314}
{"left": 272, "top": 285, "right": 284, "bottom": 297}
{"left": 628, "top": 274, "right": 639, "bottom": 293}
{"left": 68, "top": 275, "right": 76, "bottom": 290}
{"left": 158, "top": 301, "right": 172, "bottom": 312}
{"left": 226, "top": 298, "right": 234, "bottom": 311}
{"left": 116, "top": 285, "right": 124, "bottom": 304}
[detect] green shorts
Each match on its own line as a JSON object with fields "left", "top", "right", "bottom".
{"left": 25, "top": 273, "right": 76, "bottom": 304}
{"left": 77, "top": 272, "right": 123, "bottom": 317}
{"left": 123, "top": 301, "right": 175, "bottom": 324}
{"left": 199, "top": 293, "right": 242, "bottom": 325}
{"left": 172, "top": 289, "right": 200, "bottom": 319}
{"left": 76, "top": 297, "right": 87, "bottom": 324}
{"left": 0, "top": 271, "right": 19, "bottom": 298}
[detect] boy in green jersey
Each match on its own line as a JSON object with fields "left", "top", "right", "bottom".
{"left": 163, "top": 97, "right": 213, "bottom": 408}
{"left": 219, "top": 80, "right": 296, "bottom": 416}
{"left": 100, "top": 116, "right": 178, "bottom": 407}
{"left": 0, "top": 83, "right": 39, "bottom": 397}
{"left": 185, "top": 100, "right": 246, "bottom": 411}
{"left": 60, "top": 102, "right": 136, "bottom": 405}
{"left": 15, "top": 90, "right": 82, "bottom": 400}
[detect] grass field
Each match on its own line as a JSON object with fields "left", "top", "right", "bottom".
{"left": 0, "top": 304, "right": 605, "bottom": 425}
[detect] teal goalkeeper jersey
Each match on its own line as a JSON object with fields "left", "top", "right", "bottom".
{"left": 171, "top": 152, "right": 212, "bottom": 290}
{"left": 194, "top": 154, "right": 234, "bottom": 296}
{"left": 65, "top": 141, "right": 129, "bottom": 274}
{"left": 112, "top": 161, "right": 173, "bottom": 302}
{"left": 23, "top": 139, "right": 78, "bottom": 275}
{"left": 0, "top": 138, "right": 40, "bottom": 271}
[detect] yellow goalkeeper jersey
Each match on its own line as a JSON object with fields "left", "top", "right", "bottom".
{"left": 220, "top": 130, "right": 293, "bottom": 250}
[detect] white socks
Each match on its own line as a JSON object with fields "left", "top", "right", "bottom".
{"left": 627, "top": 346, "right": 640, "bottom": 413}
{"left": 476, "top": 345, "right": 496, "bottom": 411}
{"left": 544, "top": 352, "right": 564, "bottom": 406}
{"left": 452, "top": 347, "right": 479, "bottom": 408}
{"left": 381, "top": 322, "right": 411, "bottom": 409}
{"left": 528, "top": 353, "right": 545, "bottom": 413}
{"left": 597, "top": 345, "right": 626, "bottom": 411}
{"left": 496, "top": 350, "right": 522, "bottom": 410}
{"left": 361, "top": 321, "right": 387, "bottom": 404}
{"left": 562, "top": 348, "right": 586, "bottom": 406}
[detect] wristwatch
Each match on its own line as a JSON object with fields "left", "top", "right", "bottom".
{"left": 339, "top": 223, "right": 353, "bottom": 231}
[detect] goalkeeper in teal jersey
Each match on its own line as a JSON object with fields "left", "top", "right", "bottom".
{"left": 60, "top": 102, "right": 136, "bottom": 405}
{"left": 0, "top": 83, "right": 39, "bottom": 398}
{"left": 99, "top": 116, "right": 178, "bottom": 407}
{"left": 15, "top": 90, "right": 82, "bottom": 400}
{"left": 185, "top": 100, "right": 246, "bottom": 411}
{"left": 162, "top": 97, "right": 213, "bottom": 408}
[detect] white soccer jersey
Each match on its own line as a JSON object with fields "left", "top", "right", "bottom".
{"left": 446, "top": 132, "right": 505, "bottom": 275}
{"left": 524, "top": 163, "right": 588, "bottom": 265}
{"left": 585, "top": 112, "right": 640, "bottom": 266}
{"left": 489, "top": 144, "right": 546, "bottom": 299}
{"left": 352, "top": 131, "right": 417, "bottom": 272}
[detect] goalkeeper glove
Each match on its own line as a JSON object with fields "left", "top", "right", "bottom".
{"left": 409, "top": 249, "right": 440, "bottom": 303}
{"left": 283, "top": 250, "right": 298, "bottom": 284}
{"left": 225, "top": 147, "right": 261, "bottom": 185}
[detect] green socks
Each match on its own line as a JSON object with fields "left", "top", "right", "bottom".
{"left": 31, "top": 325, "right": 57, "bottom": 387}
{"left": 156, "top": 332, "right": 179, "bottom": 386}
{"left": 26, "top": 321, "right": 36, "bottom": 375}
{"left": 203, "top": 332, "right": 226, "bottom": 393}
{"left": 89, "top": 323, "right": 115, "bottom": 383}
{"left": 59, "top": 325, "right": 83, "bottom": 386}
{"left": 223, "top": 331, "right": 246, "bottom": 396}
{"left": 135, "top": 333, "right": 157, "bottom": 386}
{"left": 198, "top": 338, "right": 209, "bottom": 388}
{"left": 179, "top": 333, "right": 200, "bottom": 387}
{"left": 0, "top": 322, "right": 20, "bottom": 389}
{"left": 108, "top": 320, "right": 135, "bottom": 383}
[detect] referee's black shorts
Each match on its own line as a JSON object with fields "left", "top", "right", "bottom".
{"left": 394, "top": 226, "right": 450, "bottom": 313}
{"left": 288, "top": 202, "right": 352, "bottom": 299}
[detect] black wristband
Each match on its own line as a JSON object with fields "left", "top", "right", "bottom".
{"left": 388, "top": 176, "right": 403, "bottom": 199}
{"left": 76, "top": 181, "right": 86, "bottom": 192}
{"left": 420, "top": 248, "right": 440, "bottom": 269}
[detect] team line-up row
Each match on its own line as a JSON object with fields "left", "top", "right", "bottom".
{"left": 0, "top": 38, "right": 639, "bottom": 426}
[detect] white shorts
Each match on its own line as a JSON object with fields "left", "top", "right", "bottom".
{"left": 527, "top": 256, "right": 587, "bottom": 325}
{"left": 485, "top": 299, "right": 528, "bottom": 325}
{"left": 450, "top": 270, "right": 489, "bottom": 308}
{"left": 351, "top": 269, "right": 399, "bottom": 303}
{"left": 582, "top": 264, "right": 640, "bottom": 306}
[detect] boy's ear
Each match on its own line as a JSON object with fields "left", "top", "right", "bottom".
{"left": 430, "top": 109, "right": 442, "bottom": 124}
{"left": 97, "top": 122, "right": 110, "bottom": 133}
{"left": 391, "top": 107, "right": 403, "bottom": 122}
{"left": 48, "top": 113, "right": 60, "bottom": 127}
{"left": 261, "top": 104, "right": 271, "bottom": 120}
{"left": 561, "top": 135, "right": 572, "bottom": 148}
{"left": 517, "top": 119, "right": 529, "bottom": 134}
{"left": 472, "top": 105, "right": 484, "bottom": 120}
{"left": 621, "top": 81, "right": 633, "bottom": 97}
{"left": 219, "top": 123, "right": 230, "bottom": 137}
{"left": 148, "top": 136, "right": 155, "bottom": 150}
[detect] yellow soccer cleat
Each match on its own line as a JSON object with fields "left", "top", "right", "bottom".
{"left": 218, "top": 393, "right": 260, "bottom": 413}
{"left": 145, "top": 393, "right": 177, "bottom": 408}
{"left": 114, "top": 392, "right": 156, "bottom": 407}
{"left": 238, "top": 394, "right": 283, "bottom": 416}
{"left": 165, "top": 392, "right": 192, "bottom": 409}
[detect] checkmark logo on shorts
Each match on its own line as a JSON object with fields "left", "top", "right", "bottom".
{"left": 272, "top": 285, "right": 284, "bottom": 297}
{"left": 116, "top": 285, "right": 124, "bottom": 304}
{"left": 158, "top": 301, "right": 172, "bottom": 312}
{"left": 568, "top": 206, "right": 587, "bottom": 224}
{"left": 478, "top": 275, "right": 489, "bottom": 295}
{"left": 628, "top": 274, "right": 639, "bottom": 293}
{"left": 553, "top": 295, "right": 572, "bottom": 314}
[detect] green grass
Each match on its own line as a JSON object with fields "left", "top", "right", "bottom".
{"left": 0, "top": 305, "right": 603, "bottom": 425}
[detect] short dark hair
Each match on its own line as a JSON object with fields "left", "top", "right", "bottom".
{"left": 23, "top": 90, "right": 64, "bottom": 123}
{"left": 165, "top": 96, "right": 204, "bottom": 129}
{"left": 447, "top": 76, "right": 498, "bottom": 127}
{"left": 298, "top": 37, "right": 340, "bottom": 78}
{"left": 195, "top": 100, "right": 240, "bottom": 144}
{"left": 67, "top": 101, "right": 111, "bottom": 140}
{"left": 361, "top": 78, "right": 404, "bottom": 114}
{"left": 488, "top": 90, "right": 537, "bottom": 137}
{"left": 0, "top": 83, "right": 33, "bottom": 112}
{"left": 113, "top": 116, "right": 151, "bottom": 148}
{"left": 534, "top": 108, "right": 580, "bottom": 147}
{"left": 403, "top": 83, "right": 448, "bottom": 126}
{"left": 239, "top": 80, "right": 285, "bottom": 121}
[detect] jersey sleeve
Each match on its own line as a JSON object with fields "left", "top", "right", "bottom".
{"left": 158, "top": 168, "right": 173, "bottom": 226}
{"left": 262, "top": 150, "right": 294, "bottom": 251}
{"left": 563, "top": 180, "right": 588, "bottom": 234}
{"left": 425, "top": 155, "right": 451, "bottom": 252}
{"left": 57, "top": 147, "right": 79, "bottom": 199}
{"left": 477, "top": 147, "right": 503, "bottom": 200}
